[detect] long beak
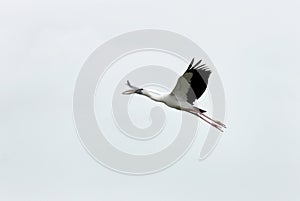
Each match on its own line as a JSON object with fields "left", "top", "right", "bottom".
{"left": 122, "top": 80, "right": 139, "bottom": 95}
{"left": 122, "top": 89, "right": 136, "bottom": 95}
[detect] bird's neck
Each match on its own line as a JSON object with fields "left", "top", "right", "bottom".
{"left": 143, "top": 90, "right": 164, "bottom": 102}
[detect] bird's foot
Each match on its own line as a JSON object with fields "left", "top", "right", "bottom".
{"left": 212, "top": 123, "right": 224, "bottom": 132}
{"left": 215, "top": 120, "right": 227, "bottom": 128}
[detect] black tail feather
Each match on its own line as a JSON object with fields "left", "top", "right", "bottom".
{"left": 194, "top": 107, "right": 206, "bottom": 113}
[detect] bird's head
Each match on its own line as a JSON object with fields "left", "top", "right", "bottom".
{"left": 122, "top": 80, "right": 144, "bottom": 95}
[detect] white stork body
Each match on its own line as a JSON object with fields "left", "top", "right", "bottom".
{"left": 146, "top": 92, "right": 193, "bottom": 111}
{"left": 122, "top": 58, "right": 226, "bottom": 132}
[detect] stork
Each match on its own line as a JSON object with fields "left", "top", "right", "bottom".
{"left": 122, "top": 58, "right": 226, "bottom": 132}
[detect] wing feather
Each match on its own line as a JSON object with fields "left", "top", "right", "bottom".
{"left": 171, "top": 58, "right": 211, "bottom": 104}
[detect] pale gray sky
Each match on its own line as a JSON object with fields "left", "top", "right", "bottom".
{"left": 0, "top": 0, "right": 299, "bottom": 200}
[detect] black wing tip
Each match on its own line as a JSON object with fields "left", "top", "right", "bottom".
{"left": 193, "top": 59, "right": 202, "bottom": 68}
{"left": 188, "top": 58, "right": 195, "bottom": 69}
{"left": 193, "top": 59, "right": 204, "bottom": 68}
{"left": 187, "top": 58, "right": 212, "bottom": 73}
{"left": 188, "top": 58, "right": 204, "bottom": 68}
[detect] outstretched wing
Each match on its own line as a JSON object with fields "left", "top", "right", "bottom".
{"left": 171, "top": 58, "right": 211, "bottom": 104}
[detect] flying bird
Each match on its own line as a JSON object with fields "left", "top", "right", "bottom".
{"left": 122, "top": 58, "right": 226, "bottom": 132}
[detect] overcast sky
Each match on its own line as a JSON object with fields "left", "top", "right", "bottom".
{"left": 0, "top": 0, "right": 299, "bottom": 200}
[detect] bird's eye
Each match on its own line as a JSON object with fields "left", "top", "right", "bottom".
{"left": 136, "top": 89, "right": 143, "bottom": 94}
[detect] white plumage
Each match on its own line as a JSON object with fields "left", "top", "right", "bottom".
{"left": 122, "top": 58, "right": 226, "bottom": 132}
